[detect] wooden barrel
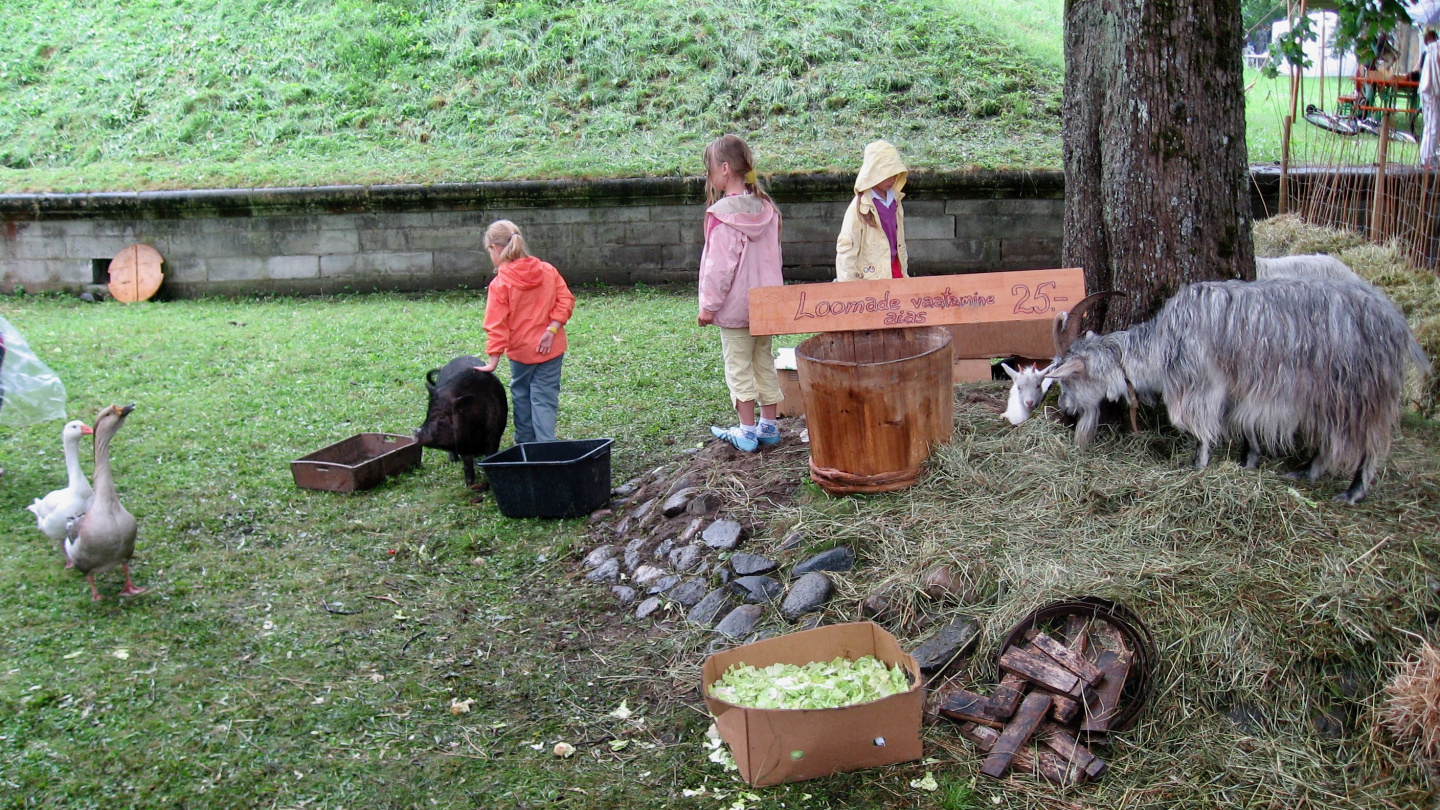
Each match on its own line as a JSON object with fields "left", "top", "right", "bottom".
{"left": 797, "top": 327, "right": 954, "bottom": 495}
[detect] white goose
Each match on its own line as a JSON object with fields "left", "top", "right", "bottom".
{"left": 65, "top": 404, "right": 143, "bottom": 601}
{"left": 26, "top": 420, "right": 95, "bottom": 561}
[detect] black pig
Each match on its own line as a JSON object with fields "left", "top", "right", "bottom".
{"left": 414, "top": 355, "right": 508, "bottom": 489}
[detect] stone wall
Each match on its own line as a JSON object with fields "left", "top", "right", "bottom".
{"left": 0, "top": 171, "right": 1279, "bottom": 297}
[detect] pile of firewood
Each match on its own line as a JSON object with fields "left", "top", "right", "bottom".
{"left": 936, "top": 614, "right": 1136, "bottom": 785}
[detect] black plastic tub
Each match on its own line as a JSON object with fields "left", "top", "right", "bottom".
{"left": 478, "top": 439, "right": 615, "bottom": 519}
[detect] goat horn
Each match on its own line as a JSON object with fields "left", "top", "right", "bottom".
{"left": 1055, "top": 291, "right": 1124, "bottom": 354}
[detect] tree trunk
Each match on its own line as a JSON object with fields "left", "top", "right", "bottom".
{"left": 1063, "top": 0, "right": 1254, "bottom": 331}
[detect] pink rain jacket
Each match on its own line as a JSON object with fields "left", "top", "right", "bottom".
{"left": 697, "top": 194, "right": 783, "bottom": 329}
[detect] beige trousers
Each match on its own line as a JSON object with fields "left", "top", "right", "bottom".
{"left": 719, "top": 327, "right": 783, "bottom": 406}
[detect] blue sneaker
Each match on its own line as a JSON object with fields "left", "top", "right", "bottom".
{"left": 756, "top": 423, "right": 781, "bottom": 446}
{"left": 711, "top": 425, "right": 759, "bottom": 452}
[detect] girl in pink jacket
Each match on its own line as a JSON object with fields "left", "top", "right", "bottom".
{"left": 697, "top": 134, "right": 785, "bottom": 453}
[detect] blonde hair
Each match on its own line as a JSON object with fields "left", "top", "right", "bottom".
{"left": 484, "top": 220, "right": 530, "bottom": 266}
{"left": 703, "top": 134, "right": 774, "bottom": 206}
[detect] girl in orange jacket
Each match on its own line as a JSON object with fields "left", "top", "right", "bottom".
{"left": 474, "top": 220, "right": 576, "bottom": 444}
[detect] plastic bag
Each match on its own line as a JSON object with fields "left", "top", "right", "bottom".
{"left": 0, "top": 315, "right": 67, "bottom": 428}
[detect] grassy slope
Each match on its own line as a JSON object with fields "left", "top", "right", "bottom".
{"left": 0, "top": 0, "right": 1062, "bottom": 192}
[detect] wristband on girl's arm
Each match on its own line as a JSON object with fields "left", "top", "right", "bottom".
{"left": 546, "top": 325, "right": 560, "bottom": 334}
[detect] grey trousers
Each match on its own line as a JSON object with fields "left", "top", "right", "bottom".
{"left": 509, "top": 353, "right": 564, "bottom": 444}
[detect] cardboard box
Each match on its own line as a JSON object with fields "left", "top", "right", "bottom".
{"left": 777, "top": 369, "right": 805, "bottom": 417}
{"left": 701, "top": 622, "right": 925, "bottom": 787}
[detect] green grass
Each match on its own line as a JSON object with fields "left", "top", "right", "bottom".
{"left": 940, "top": 0, "right": 1063, "bottom": 70}
{"left": 0, "top": 0, "right": 1063, "bottom": 193}
{"left": 2, "top": 237, "right": 1439, "bottom": 807}
{"left": 1245, "top": 69, "right": 1423, "bottom": 168}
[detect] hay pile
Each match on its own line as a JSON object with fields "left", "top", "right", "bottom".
{"left": 1383, "top": 641, "right": 1440, "bottom": 772}
{"left": 1255, "top": 215, "right": 1440, "bottom": 415}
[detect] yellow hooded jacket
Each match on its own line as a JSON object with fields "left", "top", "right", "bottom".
{"left": 835, "top": 140, "right": 909, "bottom": 282}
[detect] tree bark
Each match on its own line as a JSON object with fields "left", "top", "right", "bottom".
{"left": 1063, "top": 0, "right": 1254, "bottom": 331}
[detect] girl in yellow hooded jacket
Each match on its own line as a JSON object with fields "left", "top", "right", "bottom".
{"left": 835, "top": 140, "right": 909, "bottom": 281}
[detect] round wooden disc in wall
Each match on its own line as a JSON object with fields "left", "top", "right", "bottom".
{"left": 107, "top": 244, "right": 164, "bottom": 303}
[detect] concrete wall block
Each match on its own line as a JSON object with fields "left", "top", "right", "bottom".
{"left": 778, "top": 201, "right": 848, "bottom": 220}
{"left": 208, "top": 256, "right": 267, "bottom": 282}
{"left": 91, "top": 220, "right": 147, "bottom": 238}
{"left": 780, "top": 218, "right": 839, "bottom": 244}
{"left": 598, "top": 244, "right": 663, "bottom": 271}
{"left": 359, "top": 229, "right": 410, "bottom": 252}
{"left": 164, "top": 256, "right": 208, "bottom": 283}
{"left": 661, "top": 243, "right": 703, "bottom": 269}
{"left": 318, "top": 214, "right": 359, "bottom": 230}
{"left": 65, "top": 235, "right": 154, "bottom": 261}
{"left": 426, "top": 210, "right": 494, "bottom": 229}
{"left": 37, "top": 220, "right": 93, "bottom": 238}
{"left": 2, "top": 259, "right": 73, "bottom": 286}
{"left": 999, "top": 239, "right": 1063, "bottom": 267}
{"left": 357, "top": 212, "right": 433, "bottom": 230}
{"left": 897, "top": 200, "right": 946, "bottom": 217}
{"left": 267, "top": 255, "right": 320, "bottom": 279}
{"left": 903, "top": 216, "right": 956, "bottom": 240}
{"left": 993, "top": 198, "right": 1065, "bottom": 217}
{"left": 401, "top": 226, "right": 483, "bottom": 252}
{"left": 320, "top": 251, "right": 433, "bottom": 277}
{"left": 278, "top": 229, "right": 360, "bottom": 256}
{"left": 623, "top": 221, "right": 681, "bottom": 246}
{"left": 163, "top": 227, "right": 278, "bottom": 259}
{"left": 907, "top": 238, "right": 993, "bottom": 264}
{"left": 780, "top": 242, "right": 835, "bottom": 267}
{"left": 433, "top": 250, "right": 488, "bottom": 278}
{"left": 1, "top": 235, "right": 58, "bottom": 260}
{"left": 644, "top": 204, "right": 706, "bottom": 222}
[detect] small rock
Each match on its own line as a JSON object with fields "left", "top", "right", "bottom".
{"left": 791, "top": 547, "right": 854, "bottom": 578}
{"left": 702, "top": 519, "right": 743, "bottom": 550}
{"left": 798, "top": 614, "right": 825, "bottom": 632}
{"left": 613, "top": 480, "right": 640, "bottom": 499}
{"left": 688, "top": 588, "right": 731, "bottom": 625}
{"left": 633, "top": 564, "right": 666, "bottom": 586}
{"left": 653, "top": 538, "right": 674, "bottom": 559}
{"left": 1225, "top": 704, "right": 1266, "bottom": 732}
{"left": 778, "top": 531, "right": 805, "bottom": 552}
{"left": 582, "top": 545, "right": 616, "bottom": 570}
{"left": 623, "top": 549, "right": 643, "bottom": 573}
{"left": 781, "top": 572, "right": 833, "bottom": 619}
{"left": 717, "top": 567, "right": 732, "bottom": 585}
{"left": 585, "top": 559, "right": 620, "bottom": 584}
{"left": 635, "top": 597, "right": 663, "bottom": 619}
{"left": 668, "top": 544, "right": 703, "bottom": 572}
{"left": 1428, "top": 577, "right": 1440, "bottom": 596}
{"left": 668, "top": 578, "right": 709, "bottom": 607}
{"left": 908, "top": 616, "right": 980, "bottom": 672}
{"left": 625, "top": 537, "right": 647, "bottom": 553}
{"left": 921, "top": 564, "right": 971, "bottom": 601}
{"left": 730, "top": 552, "right": 778, "bottom": 576}
{"left": 608, "top": 497, "right": 630, "bottom": 511}
{"left": 665, "top": 472, "right": 702, "bottom": 498}
{"left": 688, "top": 492, "right": 723, "bottom": 515}
{"left": 588, "top": 508, "right": 613, "bottom": 522}
{"left": 683, "top": 447, "right": 700, "bottom": 456}
{"left": 647, "top": 575, "right": 680, "bottom": 595}
{"left": 79, "top": 291, "right": 96, "bottom": 303}
{"left": 751, "top": 629, "right": 779, "bottom": 643}
{"left": 632, "top": 497, "right": 659, "bottom": 525}
{"left": 861, "top": 593, "right": 894, "bottom": 620}
{"left": 729, "top": 575, "right": 783, "bottom": 603}
{"left": 662, "top": 487, "right": 697, "bottom": 518}
{"left": 678, "top": 518, "right": 705, "bottom": 543}
{"left": 705, "top": 637, "right": 732, "bottom": 655}
{"left": 715, "top": 605, "right": 765, "bottom": 638}
{"left": 695, "top": 561, "right": 710, "bottom": 576}
{"left": 610, "top": 585, "right": 636, "bottom": 605}
{"left": 613, "top": 516, "right": 633, "bottom": 536}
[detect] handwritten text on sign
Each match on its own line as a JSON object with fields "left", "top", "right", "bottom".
{"left": 746, "top": 268, "right": 1087, "bottom": 336}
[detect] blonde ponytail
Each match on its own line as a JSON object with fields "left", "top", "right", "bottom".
{"left": 484, "top": 220, "right": 531, "bottom": 266}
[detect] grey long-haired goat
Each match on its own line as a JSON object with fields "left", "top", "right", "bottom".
{"left": 1047, "top": 280, "right": 1430, "bottom": 504}
{"left": 1001, "top": 254, "right": 1360, "bottom": 427}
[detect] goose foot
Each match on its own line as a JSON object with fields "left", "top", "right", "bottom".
{"left": 119, "top": 565, "right": 146, "bottom": 598}
{"left": 87, "top": 573, "right": 104, "bottom": 602}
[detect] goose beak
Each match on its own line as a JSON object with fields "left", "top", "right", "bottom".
{"left": 118, "top": 404, "right": 136, "bottom": 417}
{"left": 80, "top": 424, "right": 94, "bottom": 435}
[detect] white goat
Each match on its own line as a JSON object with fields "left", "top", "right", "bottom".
{"left": 1001, "top": 253, "right": 1362, "bottom": 426}
{"left": 1001, "top": 362, "right": 1055, "bottom": 425}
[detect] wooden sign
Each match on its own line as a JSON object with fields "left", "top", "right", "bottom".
{"left": 107, "top": 244, "right": 164, "bottom": 303}
{"left": 747, "top": 268, "right": 1086, "bottom": 336}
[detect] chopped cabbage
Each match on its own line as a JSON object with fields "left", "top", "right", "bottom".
{"left": 709, "top": 656, "right": 911, "bottom": 710}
